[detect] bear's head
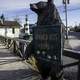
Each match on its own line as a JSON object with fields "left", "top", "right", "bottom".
{"left": 30, "top": 1, "right": 47, "bottom": 14}
{"left": 30, "top": 0, "right": 61, "bottom": 25}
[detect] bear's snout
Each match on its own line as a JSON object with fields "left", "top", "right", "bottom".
{"left": 30, "top": 4, "right": 38, "bottom": 10}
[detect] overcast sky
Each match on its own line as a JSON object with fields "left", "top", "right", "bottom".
{"left": 0, "top": 0, "right": 80, "bottom": 10}
{"left": 0, "top": 0, "right": 80, "bottom": 26}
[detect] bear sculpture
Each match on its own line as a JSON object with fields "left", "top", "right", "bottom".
{"left": 29, "top": 0, "right": 64, "bottom": 80}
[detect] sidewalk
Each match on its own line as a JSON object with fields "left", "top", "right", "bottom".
{"left": 64, "top": 35, "right": 80, "bottom": 51}
{"left": 0, "top": 42, "right": 40, "bottom": 80}
{"left": 63, "top": 34, "right": 80, "bottom": 80}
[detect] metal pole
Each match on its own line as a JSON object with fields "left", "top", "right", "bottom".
{"left": 65, "top": 0, "right": 68, "bottom": 39}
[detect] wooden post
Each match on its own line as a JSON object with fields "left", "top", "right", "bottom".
{"left": 19, "top": 42, "right": 25, "bottom": 59}
{"left": 4, "top": 38, "right": 7, "bottom": 45}
{"left": 77, "top": 60, "right": 80, "bottom": 80}
{"left": 7, "top": 39, "right": 11, "bottom": 48}
{"left": 13, "top": 41, "right": 16, "bottom": 53}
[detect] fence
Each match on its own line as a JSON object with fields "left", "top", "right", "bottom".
{"left": 0, "top": 36, "right": 80, "bottom": 80}
{"left": 0, "top": 36, "right": 31, "bottom": 59}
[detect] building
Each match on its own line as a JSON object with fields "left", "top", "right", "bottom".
{"left": 19, "top": 15, "right": 31, "bottom": 39}
{"left": 0, "top": 20, "right": 21, "bottom": 38}
{"left": 24, "top": 20, "right": 30, "bottom": 35}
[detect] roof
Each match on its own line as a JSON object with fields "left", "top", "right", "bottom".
{"left": 0, "top": 21, "right": 21, "bottom": 28}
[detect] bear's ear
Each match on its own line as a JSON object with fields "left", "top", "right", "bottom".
{"left": 48, "top": 0, "right": 53, "bottom": 4}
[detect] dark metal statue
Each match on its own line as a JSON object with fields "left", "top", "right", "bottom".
{"left": 25, "top": 0, "right": 64, "bottom": 80}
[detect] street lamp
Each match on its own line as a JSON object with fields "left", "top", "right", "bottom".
{"left": 63, "top": 0, "right": 70, "bottom": 39}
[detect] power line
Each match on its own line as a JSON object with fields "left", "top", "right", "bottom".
{"left": 63, "top": 7, "right": 80, "bottom": 12}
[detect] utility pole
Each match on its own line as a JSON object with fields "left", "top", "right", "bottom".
{"left": 63, "top": 0, "right": 70, "bottom": 39}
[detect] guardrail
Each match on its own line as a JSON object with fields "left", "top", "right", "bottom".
{"left": 0, "top": 36, "right": 80, "bottom": 80}
{"left": 0, "top": 36, "right": 32, "bottom": 60}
